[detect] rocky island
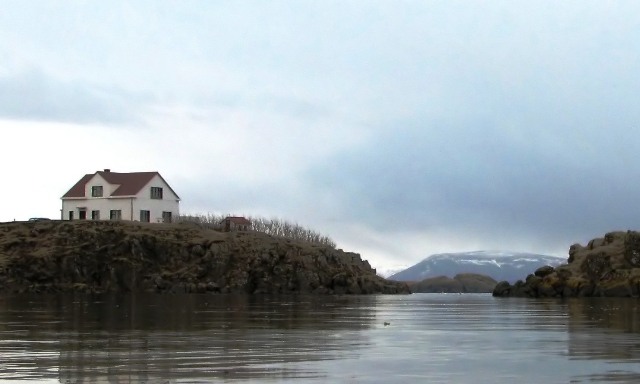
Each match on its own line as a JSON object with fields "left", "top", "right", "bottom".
{"left": 493, "top": 231, "right": 640, "bottom": 298}
{"left": 0, "top": 220, "right": 409, "bottom": 294}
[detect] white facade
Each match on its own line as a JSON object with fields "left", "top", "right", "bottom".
{"left": 61, "top": 172, "right": 180, "bottom": 223}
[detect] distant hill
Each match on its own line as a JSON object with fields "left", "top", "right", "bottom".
{"left": 410, "top": 273, "right": 498, "bottom": 293}
{"left": 389, "top": 251, "right": 565, "bottom": 283}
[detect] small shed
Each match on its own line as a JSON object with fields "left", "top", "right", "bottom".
{"left": 220, "top": 216, "right": 252, "bottom": 232}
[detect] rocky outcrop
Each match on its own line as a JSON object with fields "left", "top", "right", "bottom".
{"left": 493, "top": 231, "right": 640, "bottom": 298}
{"left": 0, "top": 221, "right": 409, "bottom": 294}
{"left": 410, "top": 273, "right": 497, "bottom": 293}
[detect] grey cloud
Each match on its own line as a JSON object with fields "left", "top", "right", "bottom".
{"left": 0, "top": 70, "right": 147, "bottom": 125}
{"left": 304, "top": 114, "right": 640, "bottom": 252}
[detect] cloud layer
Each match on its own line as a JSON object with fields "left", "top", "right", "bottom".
{"left": 0, "top": 70, "right": 145, "bottom": 124}
{"left": 2, "top": 1, "right": 640, "bottom": 269}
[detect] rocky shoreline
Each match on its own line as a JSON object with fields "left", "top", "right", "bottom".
{"left": 0, "top": 220, "right": 409, "bottom": 295}
{"left": 493, "top": 231, "right": 640, "bottom": 298}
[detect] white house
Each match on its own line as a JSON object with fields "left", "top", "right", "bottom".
{"left": 61, "top": 169, "right": 180, "bottom": 223}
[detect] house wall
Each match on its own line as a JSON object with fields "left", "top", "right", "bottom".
{"left": 62, "top": 198, "right": 133, "bottom": 220}
{"left": 131, "top": 199, "right": 180, "bottom": 222}
{"left": 62, "top": 174, "right": 180, "bottom": 222}
{"left": 221, "top": 219, "right": 251, "bottom": 231}
{"left": 131, "top": 174, "right": 180, "bottom": 222}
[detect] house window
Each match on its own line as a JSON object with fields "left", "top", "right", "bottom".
{"left": 91, "top": 186, "right": 103, "bottom": 197}
{"left": 110, "top": 210, "right": 122, "bottom": 220}
{"left": 162, "top": 211, "right": 172, "bottom": 223}
{"left": 68, "top": 211, "right": 74, "bottom": 220}
{"left": 140, "top": 210, "right": 150, "bottom": 222}
{"left": 91, "top": 210, "right": 100, "bottom": 220}
{"left": 150, "top": 187, "right": 163, "bottom": 199}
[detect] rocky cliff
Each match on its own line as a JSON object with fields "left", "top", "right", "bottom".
{"left": 493, "top": 231, "right": 640, "bottom": 298}
{"left": 0, "top": 221, "right": 409, "bottom": 294}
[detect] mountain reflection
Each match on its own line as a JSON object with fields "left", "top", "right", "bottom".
{"left": 0, "top": 294, "right": 377, "bottom": 382}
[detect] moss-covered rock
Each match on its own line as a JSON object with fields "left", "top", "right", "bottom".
{"left": 493, "top": 231, "right": 640, "bottom": 298}
{"left": 534, "top": 265, "right": 555, "bottom": 278}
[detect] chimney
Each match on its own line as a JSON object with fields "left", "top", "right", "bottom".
{"left": 103, "top": 169, "right": 111, "bottom": 173}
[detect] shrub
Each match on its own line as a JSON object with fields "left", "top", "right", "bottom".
{"left": 178, "top": 213, "right": 336, "bottom": 248}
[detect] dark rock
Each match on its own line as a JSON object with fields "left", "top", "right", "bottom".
{"left": 492, "top": 281, "right": 511, "bottom": 297}
{"left": 588, "top": 238, "right": 605, "bottom": 250}
{"left": 597, "top": 281, "right": 632, "bottom": 297}
{"left": 577, "top": 282, "right": 595, "bottom": 297}
{"left": 581, "top": 252, "right": 612, "bottom": 281}
{"left": 536, "top": 282, "right": 558, "bottom": 298}
{"left": 534, "top": 265, "right": 555, "bottom": 278}
{"left": 624, "top": 231, "right": 640, "bottom": 267}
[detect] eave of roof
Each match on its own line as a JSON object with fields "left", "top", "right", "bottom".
{"left": 61, "top": 174, "right": 93, "bottom": 198}
{"left": 61, "top": 171, "right": 180, "bottom": 200}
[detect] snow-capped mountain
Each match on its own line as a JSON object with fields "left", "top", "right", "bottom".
{"left": 388, "top": 251, "right": 566, "bottom": 283}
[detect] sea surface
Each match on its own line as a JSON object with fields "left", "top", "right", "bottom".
{"left": 0, "top": 293, "right": 639, "bottom": 383}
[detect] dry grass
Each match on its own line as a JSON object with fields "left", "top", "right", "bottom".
{"left": 178, "top": 213, "right": 337, "bottom": 248}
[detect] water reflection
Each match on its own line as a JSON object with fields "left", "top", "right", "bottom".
{"left": 0, "top": 294, "right": 378, "bottom": 382}
{"left": 563, "top": 298, "right": 640, "bottom": 383}
{"left": 491, "top": 298, "right": 640, "bottom": 383}
{"left": 1, "top": 294, "right": 640, "bottom": 383}
{"left": 567, "top": 298, "right": 640, "bottom": 334}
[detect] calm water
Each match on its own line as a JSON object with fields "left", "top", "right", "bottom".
{"left": 0, "top": 294, "right": 639, "bottom": 383}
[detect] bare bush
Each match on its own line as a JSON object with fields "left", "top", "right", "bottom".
{"left": 177, "top": 213, "right": 336, "bottom": 248}
{"left": 177, "top": 213, "right": 227, "bottom": 230}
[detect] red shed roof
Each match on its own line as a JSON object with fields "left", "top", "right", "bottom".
{"left": 62, "top": 170, "right": 180, "bottom": 199}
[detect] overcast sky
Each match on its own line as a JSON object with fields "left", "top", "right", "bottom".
{"left": 2, "top": 1, "right": 640, "bottom": 272}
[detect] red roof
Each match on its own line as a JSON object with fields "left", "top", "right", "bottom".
{"left": 63, "top": 174, "right": 94, "bottom": 198}
{"left": 62, "top": 170, "right": 180, "bottom": 199}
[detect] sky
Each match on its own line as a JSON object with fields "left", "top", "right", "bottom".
{"left": 2, "top": 1, "right": 640, "bottom": 273}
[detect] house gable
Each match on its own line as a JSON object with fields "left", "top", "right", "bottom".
{"left": 84, "top": 173, "right": 113, "bottom": 198}
{"left": 134, "top": 174, "right": 180, "bottom": 201}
